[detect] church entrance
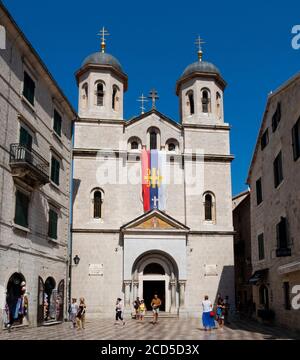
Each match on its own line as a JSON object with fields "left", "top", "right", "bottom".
{"left": 143, "top": 280, "right": 165, "bottom": 311}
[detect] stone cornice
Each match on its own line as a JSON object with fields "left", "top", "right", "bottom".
{"left": 72, "top": 148, "right": 234, "bottom": 162}
{"left": 75, "top": 117, "right": 125, "bottom": 125}
{"left": 183, "top": 123, "right": 231, "bottom": 131}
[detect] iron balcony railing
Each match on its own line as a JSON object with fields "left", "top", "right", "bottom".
{"left": 10, "top": 143, "right": 49, "bottom": 180}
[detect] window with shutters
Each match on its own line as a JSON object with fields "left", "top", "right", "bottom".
{"left": 23, "top": 71, "right": 35, "bottom": 106}
{"left": 273, "top": 151, "right": 283, "bottom": 188}
{"left": 51, "top": 156, "right": 60, "bottom": 185}
{"left": 272, "top": 102, "right": 281, "bottom": 132}
{"left": 258, "top": 233, "right": 265, "bottom": 260}
{"left": 48, "top": 209, "right": 58, "bottom": 239}
{"left": 276, "top": 217, "right": 291, "bottom": 257}
{"left": 14, "top": 190, "right": 30, "bottom": 228}
{"left": 203, "top": 192, "right": 216, "bottom": 222}
{"left": 53, "top": 109, "right": 62, "bottom": 137}
{"left": 292, "top": 117, "right": 300, "bottom": 161}
{"left": 260, "top": 129, "right": 269, "bottom": 150}
{"left": 256, "top": 177, "right": 263, "bottom": 205}
{"left": 19, "top": 126, "right": 32, "bottom": 149}
{"left": 95, "top": 82, "right": 104, "bottom": 106}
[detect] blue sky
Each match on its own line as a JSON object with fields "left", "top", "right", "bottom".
{"left": 4, "top": 0, "right": 300, "bottom": 196}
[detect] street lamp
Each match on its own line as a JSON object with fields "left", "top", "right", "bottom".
{"left": 73, "top": 254, "right": 80, "bottom": 265}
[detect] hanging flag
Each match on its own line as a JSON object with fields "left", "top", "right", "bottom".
{"left": 158, "top": 151, "right": 167, "bottom": 211}
{"left": 141, "top": 148, "right": 150, "bottom": 211}
{"left": 150, "top": 150, "right": 159, "bottom": 209}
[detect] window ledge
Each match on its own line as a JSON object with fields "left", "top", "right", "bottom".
{"left": 12, "top": 223, "right": 30, "bottom": 233}
{"left": 21, "top": 95, "right": 36, "bottom": 113}
{"left": 49, "top": 180, "right": 60, "bottom": 191}
{"left": 52, "top": 130, "right": 63, "bottom": 144}
{"left": 275, "top": 180, "right": 284, "bottom": 191}
{"left": 47, "top": 237, "right": 58, "bottom": 244}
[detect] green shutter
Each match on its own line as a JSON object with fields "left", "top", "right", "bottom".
{"left": 14, "top": 190, "right": 29, "bottom": 228}
{"left": 48, "top": 209, "right": 58, "bottom": 239}
{"left": 53, "top": 110, "right": 62, "bottom": 136}
{"left": 19, "top": 127, "right": 32, "bottom": 149}
{"left": 51, "top": 157, "right": 60, "bottom": 185}
{"left": 23, "top": 71, "right": 35, "bottom": 105}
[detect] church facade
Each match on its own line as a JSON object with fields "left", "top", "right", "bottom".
{"left": 71, "top": 38, "right": 235, "bottom": 318}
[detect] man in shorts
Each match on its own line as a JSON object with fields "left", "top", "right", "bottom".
{"left": 151, "top": 294, "right": 161, "bottom": 324}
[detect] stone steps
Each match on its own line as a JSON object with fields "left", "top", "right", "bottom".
{"left": 132, "top": 312, "right": 178, "bottom": 319}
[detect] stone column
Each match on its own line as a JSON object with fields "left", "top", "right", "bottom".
{"left": 170, "top": 280, "right": 177, "bottom": 312}
{"left": 179, "top": 280, "right": 186, "bottom": 308}
{"left": 132, "top": 281, "right": 139, "bottom": 302}
{"left": 124, "top": 280, "right": 131, "bottom": 309}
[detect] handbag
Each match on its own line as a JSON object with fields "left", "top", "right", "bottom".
{"left": 210, "top": 311, "right": 215, "bottom": 317}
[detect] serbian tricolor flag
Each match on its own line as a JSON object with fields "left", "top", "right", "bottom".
{"left": 142, "top": 149, "right": 166, "bottom": 212}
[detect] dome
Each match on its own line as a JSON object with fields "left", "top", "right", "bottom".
{"left": 81, "top": 52, "right": 123, "bottom": 72}
{"left": 180, "top": 60, "right": 221, "bottom": 79}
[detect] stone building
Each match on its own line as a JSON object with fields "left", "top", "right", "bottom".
{"left": 71, "top": 36, "right": 235, "bottom": 318}
{"left": 0, "top": 3, "right": 76, "bottom": 330}
{"left": 232, "top": 190, "right": 253, "bottom": 315}
{"left": 247, "top": 72, "right": 300, "bottom": 330}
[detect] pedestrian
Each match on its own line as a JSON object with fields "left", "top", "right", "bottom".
{"left": 216, "top": 298, "right": 225, "bottom": 329}
{"left": 202, "top": 295, "right": 214, "bottom": 331}
{"left": 151, "top": 294, "right": 161, "bottom": 324}
{"left": 133, "top": 297, "right": 140, "bottom": 320}
{"left": 138, "top": 299, "right": 146, "bottom": 321}
{"left": 69, "top": 298, "right": 78, "bottom": 328}
{"left": 224, "top": 295, "right": 230, "bottom": 325}
{"left": 76, "top": 297, "right": 86, "bottom": 330}
{"left": 115, "top": 298, "right": 125, "bottom": 325}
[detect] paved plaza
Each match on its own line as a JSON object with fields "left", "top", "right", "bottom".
{"left": 0, "top": 317, "right": 299, "bottom": 340}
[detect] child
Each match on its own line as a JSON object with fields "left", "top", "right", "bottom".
{"left": 70, "top": 298, "right": 78, "bottom": 328}
{"left": 138, "top": 299, "right": 146, "bottom": 321}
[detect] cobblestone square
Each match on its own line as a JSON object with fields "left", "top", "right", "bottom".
{"left": 0, "top": 318, "right": 299, "bottom": 340}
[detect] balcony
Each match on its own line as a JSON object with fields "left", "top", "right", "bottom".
{"left": 9, "top": 144, "right": 49, "bottom": 187}
{"left": 276, "top": 247, "right": 291, "bottom": 257}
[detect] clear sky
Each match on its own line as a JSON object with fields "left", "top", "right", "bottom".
{"left": 4, "top": 0, "right": 300, "bottom": 196}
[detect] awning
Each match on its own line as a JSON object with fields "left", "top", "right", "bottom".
{"left": 248, "top": 269, "right": 268, "bottom": 284}
{"left": 278, "top": 261, "right": 300, "bottom": 275}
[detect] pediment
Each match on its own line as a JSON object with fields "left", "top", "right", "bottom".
{"left": 121, "top": 209, "right": 189, "bottom": 232}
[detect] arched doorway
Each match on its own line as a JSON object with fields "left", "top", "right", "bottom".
{"left": 5, "top": 273, "right": 28, "bottom": 327}
{"left": 37, "top": 277, "right": 64, "bottom": 325}
{"left": 44, "top": 277, "right": 56, "bottom": 322}
{"left": 132, "top": 251, "right": 179, "bottom": 313}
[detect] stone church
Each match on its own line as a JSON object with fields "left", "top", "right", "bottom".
{"left": 71, "top": 34, "right": 235, "bottom": 318}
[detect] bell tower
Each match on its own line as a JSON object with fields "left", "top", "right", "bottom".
{"left": 75, "top": 27, "right": 128, "bottom": 120}
{"left": 176, "top": 36, "right": 226, "bottom": 126}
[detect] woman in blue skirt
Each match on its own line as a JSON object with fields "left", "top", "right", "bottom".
{"left": 202, "top": 295, "right": 214, "bottom": 331}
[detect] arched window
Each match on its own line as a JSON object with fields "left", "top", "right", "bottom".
{"left": 168, "top": 143, "right": 176, "bottom": 151}
{"left": 166, "top": 138, "right": 179, "bottom": 153}
{"left": 203, "top": 192, "right": 216, "bottom": 222}
{"left": 147, "top": 127, "right": 160, "bottom": 150}
{"left": 216, "top": 92, "right": 221, "bottom": 118}
{"left": 95, "top": 82, "right": 104, "bottom": 106}
{"left": 144, "top": 263, "right": 165, "bottom": 275}
{"left": 82, "top": 83, "right": 88, "bottom": 108}
{"left": 201, "top": 89, "right": 211, "bottom": 113}
{"left": 131, "top": 141, "right": 138, "bottom": 150}
{"left": 112, "top": 85, "right": 119, "bottom": 110}
{"left": 186, "top": 90, "right": 194, "bottom": 115}
{"left": 204, "top": 194, "right": 213, "bottom": 220}
{"left": 150, "top": 131, "right": 157, "bottom": 150}
{"left": 94, "top": 191, "right": 102, "bottom": 218}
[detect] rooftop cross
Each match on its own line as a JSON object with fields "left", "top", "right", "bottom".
{"left": 97, "top": 26, "right": 110, "bottom": 53}
{"left": 137, "top": 93, "right": 148, "bottom": 114}
{"left": 148, "top": 89, "right": 159, "bottom": 109}
{"left": 195, "top": 35, "right": 205, "bottom": 62}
